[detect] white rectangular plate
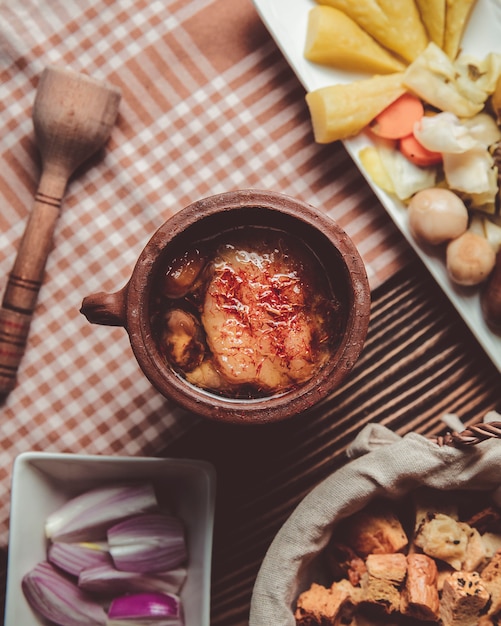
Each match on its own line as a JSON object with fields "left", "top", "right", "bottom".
{"left": 253, "top": 0, "right": 501, "bottom": 372}
{"left": 4, "top": 452, "right": 216, "bottom": 626}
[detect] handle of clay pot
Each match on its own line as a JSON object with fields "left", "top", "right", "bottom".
{"left": 80, "top": 285, "right": 128, "bottom": 327}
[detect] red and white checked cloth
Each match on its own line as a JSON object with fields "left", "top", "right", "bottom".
{"left": 0, "top": 0, "right": 409, "bottom": 547}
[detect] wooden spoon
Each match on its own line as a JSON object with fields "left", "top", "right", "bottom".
{"left": 0, "top": 66, "right": 121, "bottom": 394}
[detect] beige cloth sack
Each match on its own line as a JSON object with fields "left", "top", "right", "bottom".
{"left": 249, "top": 421, "right": 501, "bottom": 626}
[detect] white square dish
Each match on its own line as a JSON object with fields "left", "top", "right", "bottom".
{"left": 4, "top": 452, "right": 216, "bottom": 626}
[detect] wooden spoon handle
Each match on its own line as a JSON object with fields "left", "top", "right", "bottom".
{"left": 0, "top": 179, "right": 65, "bottom": 394}
{"left": 0, "top": 66, "right": 121, "bottom": 395}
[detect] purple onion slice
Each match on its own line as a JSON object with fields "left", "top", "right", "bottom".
{"left": 22, "top": 561, "right": 107, "bottom": 626}
{"left": 107, "top": 592, "right": 183, "bottom": 625}
{"left": 79, "top": 562, "right": 187, "bottom": 595}
{"left": 108, "top": 513, "right": 187, "bottom": 574}
{"left": 45, "top": 483, "right": 159, "bottom": 542}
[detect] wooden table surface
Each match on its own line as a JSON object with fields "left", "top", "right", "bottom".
{"left": 1, "top": 2, "right": 501, "bottom": 625}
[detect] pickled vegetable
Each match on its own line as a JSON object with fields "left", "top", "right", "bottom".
{"left": 304, "top": 6, "right": 405, "bottom": 74}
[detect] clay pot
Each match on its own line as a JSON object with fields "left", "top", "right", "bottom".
{"left": 80, "top": 190, "right": 371, "bottom": 424}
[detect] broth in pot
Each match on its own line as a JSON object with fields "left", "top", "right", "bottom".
{"left": 151, "top": 227, "right": 344, "bottom": 399}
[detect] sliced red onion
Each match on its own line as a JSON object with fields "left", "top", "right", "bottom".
{"left": 45, "top": 483, "right": 159, "bottom": 542}
{"left": 108, "top": 514, "right": 187, "bottom": 574}
{"left": 22, "top": 561, "right": 107, "bottom": 626}
{"left": 107, "top": 592, "right": 183, "bottom": 625}
{"left": 48, "top": 541, "right": 111, "bottom": 577}
{"left": 79, "top": 562, "right": 187, "bottom": 595}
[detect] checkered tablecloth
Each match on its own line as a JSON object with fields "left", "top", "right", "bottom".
{"left": 0, "top": 0, "right": 410, "bottom": 548}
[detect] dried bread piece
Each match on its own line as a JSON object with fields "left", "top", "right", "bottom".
{"left": 401, "top": 553, "right": 440, "bottom": 621}
{"left": 360, "top": 576, "right": 401, "bottom": 615}
{"left": 461, "top": 524, "right": 487, "bottom": 572}
{"left": 414, "top": 513, "right": 469, "bottom": 570}
{"left": 341, "top": 501, "right": 408, "bottom": 558}
{"left": 481, "top": 532, "right": 501, "bottom": 559}
{"left": 326, "top": 542, "right": 367, "bottom": 586}
{"left": 365, "top": 553, "right": 407, "bottom": 584}
{"left": 440, "top": 571, "right": 490, "bottom": 626}
{"left": 480, "top": 549, "right": 501, "bottom": 616}
{"left": 411, "top": 490, "right": 459, "bottom": 551}
{"left": 360, "top": 553, "right": 407, "bottom": 614}
{"left": 295, "top": 579, "right": 361, "bottom": 626}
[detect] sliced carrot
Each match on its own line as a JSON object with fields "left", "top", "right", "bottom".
{"left": 399, "top": 133, "right": 443, "bottom": 167}
{"left": 369, "top": 93, "right": 424, "bottom": 140}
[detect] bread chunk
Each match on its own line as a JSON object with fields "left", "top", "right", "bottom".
{"left": 342, "top": 502, "right": 408, "bottom": 557}
{"left": 440, "top": 571, "right": 490, "bottom": 626}
{"left": 360, "top": 576, "right": 401, "bottom": 614}
{"left": 295, "top": 580, "right": 360, "bottom": 625}
{"left": 414, "top": 513, "right": 469, "bottom": 570}
{"left": 360, "top": 553, "right": 407, "bottom": 614}
{"left": 461, "top": 524, "right": 487, "bottom": 572}
{"left": 326, "top": 542, "right": 367, "bottom": 586}
{"left": 481, "top": 532, "right": 501, "bottom": 559}
{"left": 480, "top": 549, "right": 501, "bottom": 615}
{"left": 366, "top": 553, "right": 407, "bottom": 584}
{"left": 401, "top": 553, "right": 440, "bottom": 621}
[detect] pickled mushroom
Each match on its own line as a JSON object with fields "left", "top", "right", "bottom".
{"left": 408, "top": 188, "right": 468, "bottom": 246}
{"left": 160, "top": 309, "right": 205, "bottom": 372}
{"left": 446, "top": 231, "right": 496, "bottom": 286}
{"left": 162, "top": 249, "right": 206, "bottom": 299}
